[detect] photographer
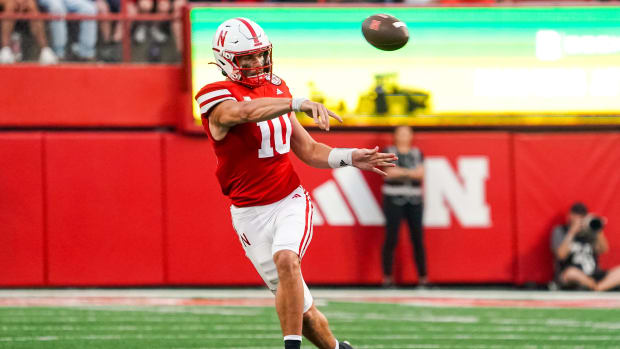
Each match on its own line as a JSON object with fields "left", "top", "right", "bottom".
{"left": 550, "top": 202, "right": 620, "bottom": 291}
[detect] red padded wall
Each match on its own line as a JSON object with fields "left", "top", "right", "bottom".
{"left": 293, "top": 132, "right": 515, "bottom": 285}
{"left": 403, "top": 133, "right": 515, "bottom": 283}
{"left": 45, "top": 133, "right": 165, "bottom": 285}
{"left": 3, "top": 130, "right": 618, "bottom": 287}
{"left": 514, "top": 133, "right": 620, "bottom": 284}
{"left": 0, "top": 65, "right": 187, "bottom": 127}
{"left": 163, "top": 132, "right": 515, "bottom": 286}
{"left": 164, "top": 134, "right": 260, "bottom": 285}
{"left": 0, "top": 133, "right": 45, "bottom": 286}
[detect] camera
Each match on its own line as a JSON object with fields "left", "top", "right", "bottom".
{"left": 577, "top": 215, "right": 605, "bottom": 240}
{"left": 584, "top": 215, "right": 604, "bottom": 232}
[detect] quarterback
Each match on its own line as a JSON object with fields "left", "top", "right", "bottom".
{"left": 195, "top": 18, "right": 397, "bottom": 349}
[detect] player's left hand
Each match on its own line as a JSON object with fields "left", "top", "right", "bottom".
{"left": 352, "top": 146, "right": 397, "bottom": 176}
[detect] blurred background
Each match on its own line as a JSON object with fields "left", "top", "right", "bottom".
{"left": 1, "top": 0, "right": 619, "bottom": 290}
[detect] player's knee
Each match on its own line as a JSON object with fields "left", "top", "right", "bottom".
{"left": 273, "top": 250, "right": 300, "bottom": 278}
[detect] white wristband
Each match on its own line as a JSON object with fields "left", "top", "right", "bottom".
{"left": 291, "top": 97, "right": 308, "bottom": 112}
{"left": 328, "top": 148, "right": 356, "bottom": 168}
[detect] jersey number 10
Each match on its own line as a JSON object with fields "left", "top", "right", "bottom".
{"left": 257, "top": 115, "right": 292, "bottom": 158}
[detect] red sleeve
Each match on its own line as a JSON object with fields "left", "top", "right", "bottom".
{"left": 194, "top": 83, "right": 237, "bottom": 118}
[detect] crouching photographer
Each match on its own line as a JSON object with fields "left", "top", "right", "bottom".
{"left": 550, "top": 202, "right": 620, "bottom": 291}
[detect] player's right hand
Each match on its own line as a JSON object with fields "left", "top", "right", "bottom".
{"left": 300, "top": 100, "right": 343, "bottom": 131}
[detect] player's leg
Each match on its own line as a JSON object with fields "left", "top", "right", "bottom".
{"left": 273, "top": 250, "right": 304, "bottom": 343}
{"left": 382, "top": 198, "right": 404, "bottom": 286}
{"left": 595, "top": 266, "right": 620, "bottom": 291}
{"left": 303, "top": 305, "right": 355, "bottom": 349}
{"left": 302, "top": 304, "right": 338, "bottom": 349}
{"left": 560, "top": 266, "right": 596, "bottom": 290}
{"left": 405, "top": 202, "right": 427, "bottom": 284}
{"left": 271, "top": 187, "right": 315, "bottom": 347}
{"left": 272, "top": 188, "right": 352, "bottom": 349}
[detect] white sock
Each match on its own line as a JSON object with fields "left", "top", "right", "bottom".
{"left": 284, "top": 335, "right": 302, "bottom": 341}
{"left": 334, "top": 339, "right": 339, "bottom": 349}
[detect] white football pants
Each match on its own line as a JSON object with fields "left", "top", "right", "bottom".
{"left": 230, "top": 186, "right": 314, "bottom": 313}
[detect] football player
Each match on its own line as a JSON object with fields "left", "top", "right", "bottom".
{"left": 195, "top": 18, "right": 397, "bottom": 349}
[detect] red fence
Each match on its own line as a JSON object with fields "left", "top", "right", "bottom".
{"left": 1, "top": 131, "right": 618, "bottom": 286}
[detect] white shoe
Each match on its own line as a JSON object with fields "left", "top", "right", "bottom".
{"left": 150, "top": 25, "right": 168, "bottom": 43}
{"left": 134, "top": 24, "right": 147, "bottom": 43}
{"left": 39, "top": 47, "right": 58, "bottom": 65}
{"left": 0, "top": 46, "right": 15, "bottom": 64}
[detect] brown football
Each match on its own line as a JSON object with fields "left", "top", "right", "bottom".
{"left": 362, "top": 14, "right": 409, "bottom": 51}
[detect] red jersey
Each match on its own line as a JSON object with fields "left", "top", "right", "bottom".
{"left": 195, "top": 76, "right": 300, "bottom": 207}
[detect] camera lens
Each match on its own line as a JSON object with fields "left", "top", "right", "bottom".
{"left": 589, "top": 217, "right": 603, "bottom": 231}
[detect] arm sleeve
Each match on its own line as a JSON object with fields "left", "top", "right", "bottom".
{"left": 195, "top": 85, "right": 236, "bottom": 118}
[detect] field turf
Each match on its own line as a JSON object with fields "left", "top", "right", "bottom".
{"left": 1, "top": 290, "right": 620, "bottom": 348}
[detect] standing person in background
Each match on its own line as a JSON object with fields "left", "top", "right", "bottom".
{"left": 381, "top": 125, "right": 428, "bottom": 288}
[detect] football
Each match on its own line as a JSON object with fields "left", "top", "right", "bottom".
{"left": 361, "top": 14, "right": 409, "bottom": 51}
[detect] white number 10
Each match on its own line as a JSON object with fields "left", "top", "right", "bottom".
{"left": 257, "top": 115, "right": 292, "bottom": 158}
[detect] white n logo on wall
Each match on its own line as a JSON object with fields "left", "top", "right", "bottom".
{"left": 310, "top": 156, "right": 491, "bottom": 228}
{"left": 423, "top": 157, "right": 490, "bottom": 228}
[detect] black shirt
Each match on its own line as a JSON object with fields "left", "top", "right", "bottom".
{"left": 382, "top": 146, "right": 424, "bottom": 205}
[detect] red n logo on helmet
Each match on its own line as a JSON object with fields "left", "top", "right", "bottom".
{"left": 218, "top": 31, "right": 228, "bottom": 46}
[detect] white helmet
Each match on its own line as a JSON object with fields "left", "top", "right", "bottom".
{"left": 212, "top": 18, "right": 272, "bottom": 88}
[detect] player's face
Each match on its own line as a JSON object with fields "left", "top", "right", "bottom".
{"left": 236, "top": 51, "right": 269, "bottom": 77}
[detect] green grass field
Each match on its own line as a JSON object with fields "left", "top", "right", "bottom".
{"left": 2, "top": 293, "right": 620, "bottom": 349}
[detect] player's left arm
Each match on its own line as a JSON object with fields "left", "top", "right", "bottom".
{"left": 290, "top": 115, "right": 397, "bottom": 175}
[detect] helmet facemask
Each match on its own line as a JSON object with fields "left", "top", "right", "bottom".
{"left": 230, "top": 46, "right": 272, "bottom": 88}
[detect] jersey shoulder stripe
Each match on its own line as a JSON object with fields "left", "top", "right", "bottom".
{"left": 196, "top": 89, "right": 232, "bottom": 104}
{"left": 195, "top": 86, "right": 238, "bottom": 117}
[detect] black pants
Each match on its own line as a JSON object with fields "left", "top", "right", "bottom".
{"left": 382, "top": 198, "right": 427, "bottom": 278}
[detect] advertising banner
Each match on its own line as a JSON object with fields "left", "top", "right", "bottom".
{"left": 190, "top": 6, "right": 620, "bottom": 127}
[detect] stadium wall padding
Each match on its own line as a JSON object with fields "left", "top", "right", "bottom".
{"left": 0, "top": 133, "right": 45, "bottom": 286}
{"left": 0, "top": 131, "right": 618, "bottom": 286}
{"left": 0, "top": 66, "right": 188, "bottom": 127}
{"left": 513, "top": 133, "right": 620, "bottom": 284}
{"left": 44, "top": 133, "right": 166, "bottom": 285}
